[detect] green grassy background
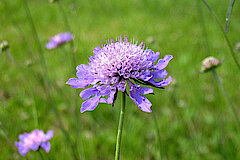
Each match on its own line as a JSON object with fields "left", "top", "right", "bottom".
{"left": 1, "top": 0, "right": 240, "bottom": 159}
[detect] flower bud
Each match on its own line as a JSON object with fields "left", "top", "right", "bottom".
{"left": 201, "top": 56, "right": 221, "bottom": 73}
{"left": 235, "top": 42, "right": 240, "bottom": 52}
{"left": 146, "top": 36, "right": 155, "bottom": 45}
{"left": 49, "top": 0, "right": 58, "bottom": 3}
{"left": 0, "top": 41, "right": 9, "bottom": 53}
{"left": 24, "top": 59, "right": 33, "bottom": 67}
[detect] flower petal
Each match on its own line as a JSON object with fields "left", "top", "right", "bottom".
{"left": 99, "top": 86, "right": 116, "bottom": 104}
{"left": 129, "top": 85, "right": 152, "bottom": 112}
{"left": 30, "top": 143, "right": 40, "bottom": 151}
{"left": 46, "top": 41, "right": 58, "bottom": 49}
{"left": 45, "top": 130, "right": 54, "bottom": 141}
{"left": 146, "top": 49, "right": 160, "bottom": 63}
{"left": 138, "top": 70, "right": 153, "bottom": 81}
{"left": 46, "top": 32, "right": 73, "bottom": 50}
{"left": 152, "top": 69, "right": 168, "bottom": 79}
{"left": 66, "top": 78, "right": 90, "bottom": 89}
{"left": 76, "top": 64, "right": 91, "bottom": 78}
{"left": 41, "top": 142, "right": 51, "bottom": 153}
{"left": 138, "top": 87, "right": 153, "bottom": 95}
{"left": 80, "top": 87, "right": 98, "bottom": 100}
{"left": 153, "top": 55, "right": 173, "bottom": 70}
{"left": 81, "top": 95, "right": 101, "bottom": 113}
{"left": 149, "top": 76, "right": 172, "bottom": 88}
{"left": 19, "top": 133, "right": 27, "bottom": 141}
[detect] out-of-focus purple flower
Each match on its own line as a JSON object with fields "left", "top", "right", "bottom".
{"left": 67, "top": 36, "right": 173, "bottom": 113}
{"left": 46, "top": 32, "right": 73, "bottom": 49}
{"left": 15, "top": 129, "right": 54, "bottom": 156}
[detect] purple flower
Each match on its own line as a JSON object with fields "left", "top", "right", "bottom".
{"left": 67, "top": 36, "right": 173, "bottom": 113}
{"left": 46, "top": 32, "right": 73, "bottom": 49}
{"left": 15, "top": 129, "right": 54, "bottom": 156}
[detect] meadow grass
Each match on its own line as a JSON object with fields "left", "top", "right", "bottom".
{"left": 0, "top": 0, "right": 240, "bottom": 159}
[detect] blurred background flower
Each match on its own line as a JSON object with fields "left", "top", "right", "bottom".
{"left": 15, "top": 129, "right": 54, "bottom": 156}
{"left": 46, "top": 32, "right": 73, "bottom": 50}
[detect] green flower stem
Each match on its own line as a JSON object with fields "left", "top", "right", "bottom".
{"left": 212, "top": 69, "right": 240, "bottom": 131}
{"left": 6, "top": 49, "right": 38, "bottom": 128}
{"left": 38, "top": 149, "right": 45, "bottom": 160}
{"left": 200, "top": 0, "right": 240, "bottom": 71}
{"left": 114, "top": 92, "right": 126, "bottom": 160}
{"left": 57, "top": 0, "right": 77, "bottom": 70}
{"left": 152, "top": 112, "right": 162, "bottom": 160}
{"left": 22, "top": 1, "right": 79, "bottom": 159}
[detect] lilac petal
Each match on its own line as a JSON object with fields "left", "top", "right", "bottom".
{"left": 46, "top": 32, "right": 73, "bottom": 50}
{"left": 41, "top": 142, "right": 51, "bottom": 153}
{"left": 45, "top": 130, "right": 54, "bottom": 141}
{"left": 66, "top": 78, "right": 90, "bottom": 89}
{"left": 19, "top": 148, "right": 29, "bottom": 156}
{"left": 30, "top": 143, "right": 40, "bottom": 151}
{"left": 80, "top": 87, "right": 98, "bottom": 100}
{"left": 61, "top": 32, "right": 74, "bottom": 42}
{"left": 153, "top": 55, "right": 173, "bottom": 70}
{"left": 99, "top": 87, "right": 116, "bottom": 104}
{"left": 19, "top": 133, "right": 27, "bottom": 141}
{"left": 152, "top": 69, "right": 168, "bottom": 79}
{"left": 76, "top": 64, "right": 91, "bottom": 78}
{"left": 146, "top": 49, "right": 160, "bottom": 63}
{"left": 81, "top": 95, "right": 101, "bottom": 113}
{"left": 15, "top": 141, "right": 29, "bottom": 156}
{"left": 130, "top": 91, "right": 152, "bottom": 112}
{"left": 98, "top": 85, "right": 111, "bottom": 96}
{"left": 129, "top": 85, "right": 152, "bottom": 112}
{"left": 15, "top": 141, "right": 20, "bottom": 148}
{"left": 138, "top": 70, "right": 153, "bottom": 81}
{"left": 46, "top": 41, "right": 57, "bottom": 49}
{"left": 149, "top": 76, "right": 172, "bottom": 88}
{"left": 138, "top": 87, "right": 153, "bottom": 95}
{"left": 51, "top": 32, "right": 73, "bottom": 43}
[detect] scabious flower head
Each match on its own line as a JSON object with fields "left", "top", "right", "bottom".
{"left": 67, "top": 36, "right": 173, "bottom": 113}
{"left": 15, "top": 129, "right": 54, "bottom": 156}
{"left": 46, "top": 32, "right": 73, "bottom": 49}
{"left": 201, "top": 56, "right": 221, "bottom": 73}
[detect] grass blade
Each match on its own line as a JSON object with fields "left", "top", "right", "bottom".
{"left": 200, "top": 0, "right": 240, "bottom": 72}
{"left": 225, "top": 0, "right": 235, "bottom": 34}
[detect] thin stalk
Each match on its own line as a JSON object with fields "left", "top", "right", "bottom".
{"left": 22, "top": 1, "right": 79, "bottom": 159}
{"left": 152, "top": 112, "right": 162, "bottom": 160}
{"left": 2, "top": 0, "right": 34, "bottom": 59}
{"left": 57, "top": 0, "right": 77, "bottom": 68}
{"left": 6, "top": 49, "right": 38, "bottom": 128}
{"left": 22, "top": 0, "right": 47, "bottom": 72}
{"left": 58, "top": 1, "right": 83, "bottom": 156}
{"left": 0, "top": 129, "right": 19, "bottom": 155}
{"left": 169, "top": 85, "right": 201, "bottom": 157}
{"left": 196, "top": 0, "right": 210, "bottom": 55}
{"left": 114, "top": 92, "right": 126, "bottom": 160}
{"left": 200, "top": 0, "right": 240, "bottom": 71}
{"left": 62, "top": 47, "right": 85, "bottom": 160}
{"left": 225, "top": 0, "right": 235, "bottom": 34}
{"left": 38, "top": 149, "right": 45, "bottom": 160}
{"left": 196, "top": 0, "right": 227, "bottom": 156}
{"left": 212, "top": 69, "right": 240, "bottom": 131}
